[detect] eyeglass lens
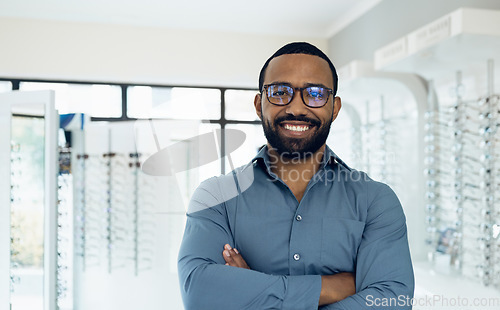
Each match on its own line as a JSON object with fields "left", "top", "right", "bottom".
{"left": 266, "top": 84, "right": 329, "bottom": 107}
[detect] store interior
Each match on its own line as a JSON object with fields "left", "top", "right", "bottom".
{"left": 1, "top": 0, "right": 500, "bottom": 309}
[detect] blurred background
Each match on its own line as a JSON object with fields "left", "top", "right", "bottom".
{"left": 1, "top": 0, "right": 500, "bottom": 309}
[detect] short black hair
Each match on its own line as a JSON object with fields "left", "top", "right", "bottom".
{"left": 258, "top": 42, "right": 338, "bottom": 96}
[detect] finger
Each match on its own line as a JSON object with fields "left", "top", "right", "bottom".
{"left": 222, "top": 244, "right": 230, "bottom": 263}
{"left": 222, "top": 245, "right": 249, "bottom": 269}
{"left": 227, "top": 249, "right": 248, "bottom": 268}
{"left": 224, "top": 248, "right": 245, "bottom": 267}
{"left": 223, "top": 244, "right": 239, "bottom": 265}
{"left": 223, "top": 249, "right": 234, "bottom": 264}
{"left": 223, "top": 244, "right": 239, "bottom": 258}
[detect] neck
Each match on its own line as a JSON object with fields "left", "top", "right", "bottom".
{"left": 267, "top": 144, "right": 326, "bottom": 185}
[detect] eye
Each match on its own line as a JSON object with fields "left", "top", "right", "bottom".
{"left": 306, "top": 87, "right": 325, "bottom": 99}
{"left": 270, "top": 85, "right": 292, "bottom": 97}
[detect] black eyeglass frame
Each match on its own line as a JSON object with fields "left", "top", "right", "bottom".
{"left": 261, "top": 83, "right": 334, "bottom": 108}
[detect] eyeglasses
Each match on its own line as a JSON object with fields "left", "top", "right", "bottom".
{"left": 262, "top": 83, "right": 333, "bottom": 108}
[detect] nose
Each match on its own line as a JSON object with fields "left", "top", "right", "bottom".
{"left": 285, "top": 92, "right": 308, "bottom": 116}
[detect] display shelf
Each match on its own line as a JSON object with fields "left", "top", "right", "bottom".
{"left": 336, "top": 60, "right": 428, "bottom": 262}
{"left": 375, "top": 8, "right": 500, "bottom": 85}
{"left": 0, "top": 90, "right": 58, "bottom": 310}
{"left": 376, "top": 7, "right": 500, "bottom": 290}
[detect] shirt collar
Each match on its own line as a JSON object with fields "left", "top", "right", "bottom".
{"left": 252, "top": 144, "right": 351, "bottom": 174}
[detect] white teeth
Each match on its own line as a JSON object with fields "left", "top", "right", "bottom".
{"left": 284, "top": 124, "right": 310, "bottom": 132}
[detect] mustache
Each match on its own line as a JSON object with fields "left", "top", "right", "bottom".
{"left": 274, "top": 115, "right": 321, "bottom": 127}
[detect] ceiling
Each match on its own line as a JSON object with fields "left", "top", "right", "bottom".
{"left": 0, "top": 0, "right": 383, "bottom": 37}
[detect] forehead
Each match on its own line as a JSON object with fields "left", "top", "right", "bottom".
{"left": 265, "top": 54, "right": 333, "bottom": 88}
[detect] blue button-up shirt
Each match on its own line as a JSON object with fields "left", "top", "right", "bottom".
{"left": 178, "top": 145, "right": 414, "bottom": 309}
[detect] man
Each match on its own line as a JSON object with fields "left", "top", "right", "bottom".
{"left": 178, "top": 42, "right": 414, "bottom": 309}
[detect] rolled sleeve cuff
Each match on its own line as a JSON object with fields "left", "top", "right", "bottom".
{"left": 282, "top": 275, "right": 322, "bottom": 310}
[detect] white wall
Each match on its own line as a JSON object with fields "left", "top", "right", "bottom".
{"left": 0, "top": 17, "right": 327, "bottom": 88}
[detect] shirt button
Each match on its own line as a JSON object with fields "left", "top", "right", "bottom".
{"left": 293, "top": 253, "right": 300, "bottom": 261}
{"left": 296, "top": 215, "right": 302, "bottom": 221}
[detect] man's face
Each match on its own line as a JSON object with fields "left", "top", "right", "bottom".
{"left": 254, "top": 54, "right": 341, "bottom": 159}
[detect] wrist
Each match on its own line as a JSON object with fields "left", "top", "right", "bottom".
{"left": 319, "top": 275, "right": 336, "bottom": 305}
{"left": 319, "top": 273, "right": 355, "bottom": 306}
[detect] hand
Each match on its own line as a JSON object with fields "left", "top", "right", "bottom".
{"left": 222, "top": 244, "right": 250, "bottom": 269}
{"left": 319, "top": 272, "right": 355, "bottom": 306}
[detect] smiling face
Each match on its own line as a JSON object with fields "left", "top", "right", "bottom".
{"left": 254, "top": 53, "right": 341, "bottom": 159}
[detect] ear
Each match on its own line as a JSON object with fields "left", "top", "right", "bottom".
{"left": 254, "top": 93, "right": 263, "bottom": 120}
{"left": 331, "top": 96, "right": 342, "bottom": 121}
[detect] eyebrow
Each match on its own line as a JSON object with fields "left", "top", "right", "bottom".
{"left": 268, "top": 81, "right": 331, "bottom": 89}
{"left": 303, "top": 82, "right": 331, "bottom": 89}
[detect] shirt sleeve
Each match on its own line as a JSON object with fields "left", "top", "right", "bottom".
{"left": 320, "top": 182, "right": 415, "bottom": 310}
{"left": 177, "top": 178, "right": 322, "bottom": 310}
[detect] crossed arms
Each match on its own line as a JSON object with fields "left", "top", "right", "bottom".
{"left": 222, "top": 243, "right": 356, "bottom": 306}
{"left": 177, "top": 181, "right": 414, "bottom": 309}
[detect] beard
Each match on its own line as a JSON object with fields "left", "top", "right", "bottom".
{"left": 262, "top": 114, "right": 333, "bottom": 159}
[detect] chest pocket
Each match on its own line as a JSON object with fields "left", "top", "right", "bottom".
{"left": 321, "top": 218, "right": 365, "bottom": 272}
{"left": 235, "top": 214, "right": 291, "bottom": 275}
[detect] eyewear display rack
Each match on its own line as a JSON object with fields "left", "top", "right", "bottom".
{"left": 360, "top": 97, "right": 410, "bottom": 189}
{"left": 9, "top": 142, "right": 22, "bottom": 297}
{"left": 74, "top": 147, "right": 155, "bottom": 276}
{"left": 0, "top": 90, "right": 58, "bottom": 310}
{"left": 424, "top": 69, "right": 499, "bottom": 286}
{"left": 376, "top": 7, "right": 500, "bottom": 289}
{"left": 57, "top": 149, "right": 73, "bottom": 309}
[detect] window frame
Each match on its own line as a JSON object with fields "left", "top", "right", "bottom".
{"left": 0, "top": 77, "right": 262, "bottom": 174}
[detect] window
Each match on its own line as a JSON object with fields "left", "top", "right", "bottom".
{"left": 225, "top": 89, "right": 260, "bottom": 121}
{"left": 20, "top": 82, "right": 122, "bottom": 117}
{"left": 5, "top": 78, "right": 260, "bottom": 176}
{"left": 0, "top": 81, "right": 12, "bottom": 93}
{"left": 127, "top": 86, "right": 220, "bottom": 119}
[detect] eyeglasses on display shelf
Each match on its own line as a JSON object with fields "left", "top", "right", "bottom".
{"left": 359, "top": 98, "right": 407, "bottom": 190}
{"left": 9, "top": 143, "right": 22, "bottom": 296}
{"left": 74, "top": 154, "right": 87, "bottom": 271}
{"left": 424, "top": 65, "right": 500, "bottom": 290}
{"left": 75, "top": 149, "right": 157, "bottom": 276}
{"left": 425, "top": 74, "right": 464, "bottom": 268}
{"left": 424, "top": 101, "right": 442, "bottom": 260}
{"left": 56, "top": 148, "right": 74, "bottom": 310}
{"left": 8, "top": 115, "right": 46, "bottom": 310}
{"left": 78, "top": 153, "right": 109, "bottom": 270}
{"left": 108, "top": 153, "right": 137, "bottom": 272}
